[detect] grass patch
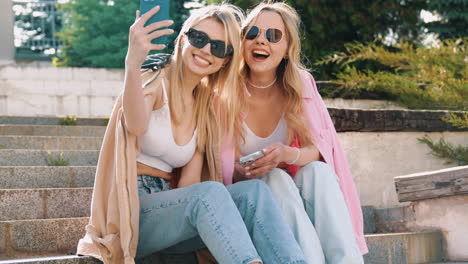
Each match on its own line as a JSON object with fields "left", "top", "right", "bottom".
{"left": 47, "top": 151, "right": 70, "bottom": 166}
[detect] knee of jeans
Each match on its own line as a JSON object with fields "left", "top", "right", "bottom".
{"left": 194, "top": 181, "right": 229, "bottom": 201}
{"left": 263, "top": 168, "right": 296, "bottom": 190}
{"left": 300, "top": 161, "right": 338, "bottom": 184}
{"left": 234, "top": 179, "right": 271, "bottom": 201}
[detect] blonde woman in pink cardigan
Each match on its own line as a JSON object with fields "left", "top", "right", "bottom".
{"left": 220, "top": 2, "right": 368, "bottom": 264}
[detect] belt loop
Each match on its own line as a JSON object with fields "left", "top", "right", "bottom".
{"left": 141, "top": 176, "right": 152, "bottom": 194}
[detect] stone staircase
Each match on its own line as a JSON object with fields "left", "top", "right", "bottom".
{"left": 0, "top": 116, "right": 453, "bottom": 263}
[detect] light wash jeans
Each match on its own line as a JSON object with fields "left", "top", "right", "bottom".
{"left": 136, "top": 176, "right": 307, "bottom": 264}
{"left": 261, "top": 161, "right": 363, "bottom": 264}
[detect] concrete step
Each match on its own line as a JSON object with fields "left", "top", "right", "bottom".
{"left": 364, "top": 230, "right": 443, "bottom": 264}
{"left": 0, "top": 252, "right": 196, "bottom": 264}
{"left": 0, "top": 125, "right": 105, "bottom": 137}
{"left": 0, "top": 136, "right": 102, "bottom": 150}
{"left": 0, "top": 166, "right": 95, "bottom": 189}
{"left": 0, "top": 218, "right": 88, "bottom": 260}
{"left": 0, "top": 150, "right": 98, "bottom": 166}
{"left": 0, "top": 117, "right": 107, "bottom": 127}
{"left": 0, "top": 217, "right": 196, "bottom": 263}
{"left": 0, "top": 215, "right": 443, "bottom": 263}
{"left": 0, "top": 188, "right": 91, "bottom": 220}
{"left": 0, "top": 255, "right": 100, "bottom": 264}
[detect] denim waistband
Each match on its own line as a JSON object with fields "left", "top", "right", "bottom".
{"left": 137, "top": 175, "right": 171, "bottom": 195}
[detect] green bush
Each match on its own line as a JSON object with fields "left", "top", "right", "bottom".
{"left": 59, "top": 115, "right": 77, "bottom": 126}
{"left": 318, "top": 39, "right": 467, "bottom": 110}
{"left": 47, "top": 152, "right": 70, "bottom": 166}
{"left": 418, "top": 136, "right": 468, "bottom": 166}
{"left": 443, "top": 112, "right": 468, "bottom": 128}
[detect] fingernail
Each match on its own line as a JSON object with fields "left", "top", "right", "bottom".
{"left": 169, "top": 29, "right": 174, "bottom": 33}
{"left": 262, "top": 148, "right": 267, "bottom": 153}
{"left": 246, "top": 172, "right": 251, "bottom": 176}
{"left": 252, "top": 163, "right": 256, "bottom": 167}
{"left": 245, "top": 166, "right": 250, "bottom": 170}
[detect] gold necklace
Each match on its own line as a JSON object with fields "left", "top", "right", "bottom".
{"left": 247, "top": 76, "right": 277, "bottom": 89}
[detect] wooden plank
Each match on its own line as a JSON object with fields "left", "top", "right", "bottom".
{"left": 454, "top": 178, "right": 468, "bottom": 193}
{"left": 398, "top": 188, "right": 453, "bottom": 202}
{"left": 395, "top": 166, "right": 468, "bottom": 183}
{"left": 395, "top": 166, "right": 468, "bottom": 202}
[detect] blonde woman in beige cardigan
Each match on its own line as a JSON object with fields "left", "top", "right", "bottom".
{"left": 77, "top": 4, "right": 307, "bottom": 264}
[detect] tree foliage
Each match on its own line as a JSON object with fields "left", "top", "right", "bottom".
{"left": 55, "top": 0, "right": 137, "bottom": 68}
{"left": 426, "top": 0, "right": 468, "bottom": 39}
{"left": 55, "top": 0, "right": 189, "bottom": 68}
{"left": 318, "top": 39, "right": 467, "bottom": 110}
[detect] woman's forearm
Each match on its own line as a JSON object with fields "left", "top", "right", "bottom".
{"left": 122, "top": 66, "right": 151, "bottom": 136}
{"left": 284, "top": 145, "right": 321, "bottom": 166}
{"left": 178, "top": 151, "right": 203, "bottom": 188}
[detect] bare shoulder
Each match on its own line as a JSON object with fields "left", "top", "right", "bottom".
{"left": 141, "top": 68, "right": 169, "bottom": 111}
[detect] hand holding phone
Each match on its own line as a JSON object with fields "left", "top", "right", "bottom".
{"left": 140, "top": 0, "right": 171, "bottom": 45}
{"left": 126, "top": 5, "right": 173, "bottom": 67}
{"left": 239, "top": 150, "right": 265, "bottom": 166}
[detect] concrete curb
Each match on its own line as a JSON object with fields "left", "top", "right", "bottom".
{"left": 0, "top": 150, "right": 99, "bottom": 166}
{"left": 364, "top": 231, "right": 443, "bottom": 263}
{"left": 0, "top": 188, "right": 92, "bottom": 220}
{"left": 0, "top": 166, "right": 95, "bottom": 189}
{"left": 0, "top": 117, "right": 108, "bottom": 127}
{"left": 0, "top": 136, "right": 102, "bottom": 150}
{"left": 0, "top": 125, "right": 105, "bottom": 137}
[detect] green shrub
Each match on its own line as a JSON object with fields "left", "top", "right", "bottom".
{"left": 318, "top": 39, "right": 467, "bottom": 110}
{"left": 47, "top": 152, "right": 70, "bottom": 166}
{"left": 418, "top": 136, "right": 468, "bottom": 166}
{"left": 59, "top": 115, "right": 77, "bottom": 126}
{"left": 443, "top": 112, "right": 468, "bottom": 128}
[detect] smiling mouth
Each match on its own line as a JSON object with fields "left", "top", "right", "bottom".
{"left": 253, "top": 50, "right": 270, "bottom": 59}
{"left": 193, "top": 54, "right": 211, "bottom": 66}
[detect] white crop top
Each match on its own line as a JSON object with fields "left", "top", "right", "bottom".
{"left": 136, "top": 82, "right": 197, "bottom": 172}
{"left": 239, "top": 116, "right": 287, "bottom": 156}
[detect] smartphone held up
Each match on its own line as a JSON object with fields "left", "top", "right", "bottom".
{"left": 139, "top": 0, "right": 171, "bottom": 45}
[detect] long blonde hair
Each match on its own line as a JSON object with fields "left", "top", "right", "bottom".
{"left": 241, "top": 1, "right": 313, "bottom": 146}
{"left": 168, "top": 4, "right": 245, "bottom": 153}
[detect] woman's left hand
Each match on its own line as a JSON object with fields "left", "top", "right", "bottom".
{"left": 243, "top": 143, "right": 286, "bottom": 179}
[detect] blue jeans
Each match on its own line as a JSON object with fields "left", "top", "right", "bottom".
{"left": 262, "top": 162, "right": 363, "bottom": 264}
{"left": 136, "top": 176, "right": 307, "bottom": 264}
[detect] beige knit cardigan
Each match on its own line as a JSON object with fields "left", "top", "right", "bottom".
{"left": 77, "top": 70, "right": 222, "bottom": 264}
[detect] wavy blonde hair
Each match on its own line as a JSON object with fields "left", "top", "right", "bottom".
{"left": 241, "top": 1, "right": 312, "bottom": 146}
{"left": 168, "top": 4, "right": 245, "bottom": 153}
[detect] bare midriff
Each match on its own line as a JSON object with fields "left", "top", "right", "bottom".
{"left": 137, "top": 162, "right": 172, "bottom": 180}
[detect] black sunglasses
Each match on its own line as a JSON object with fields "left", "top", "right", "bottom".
{"left": 185, "top": 28, "right": 233, "bottom": 59}
{"left": 243, "top": 26, "right": 283, "bottom": 44}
